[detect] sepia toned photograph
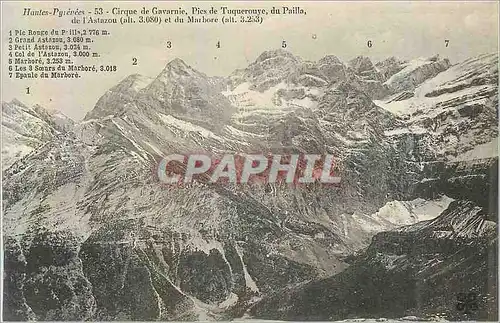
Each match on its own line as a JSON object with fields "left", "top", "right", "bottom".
{"left": 1, "top": 1, "right": 498, "bottom": 321}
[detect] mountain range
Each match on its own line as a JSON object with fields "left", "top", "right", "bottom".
{"left": 2, "top": 50, "right": 498, "bottom": 321}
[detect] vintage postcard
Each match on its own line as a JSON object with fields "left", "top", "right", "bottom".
{"left": 1, "top": 1, "right": 498, "bottom": 321}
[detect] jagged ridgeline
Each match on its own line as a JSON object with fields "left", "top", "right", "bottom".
{"left": 2, "top": 50, "right": 498, "bottom": 321}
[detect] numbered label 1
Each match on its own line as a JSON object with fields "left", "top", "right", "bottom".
{"left": 216, "top": 41, "right": 221, "bottom": 49}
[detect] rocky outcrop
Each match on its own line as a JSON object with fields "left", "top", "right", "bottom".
{"left": 229, "top": 50, "right": 302, "bottom": 91}
{"left": 84, "top": 74, "right": 153, "bottom": 120}
{"left": 375, "top": 56, "right": 408, "bottom": 81}
{"left": 384, "top": 55, "right": 451, "bottom": 92}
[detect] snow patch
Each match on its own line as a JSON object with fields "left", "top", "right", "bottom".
{"left": 218, "top": 292, "right": 238, "bottom": 309}
{"left": 224, "top": 82, "right": 320, "bottom": 117}
{"left": 158, "top": 113, "right": 222, "bottom": 141}
{"left": 372, "top": 196, "right": 454, "bottom": 227}
{"left": 234, "top": 244, "right": 260, "bottom": 293}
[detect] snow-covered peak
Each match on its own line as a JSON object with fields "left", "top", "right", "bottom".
{"left": 383, "top": 55, "right": 451, "bottom": 92}
{"left": 375, "top": 52, "right": 497, "bottom": 163}
{"left": 417, "top": 52, "right": 497, "bottom": 97}
{"left": 2, "top": 100, "right": 75, "bottom": 170}
{"left": 228, "top": 50, "right": 302, "bottom": 92}
{"left": 116, "top": 73, "right": 154, "bottom": 92}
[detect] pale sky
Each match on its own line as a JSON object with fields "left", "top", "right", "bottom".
{"left": 1, "top": 1, "right": 498, "bottom": 120}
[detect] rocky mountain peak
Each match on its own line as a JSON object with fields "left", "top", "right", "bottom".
{"left": 84, "top": 74, "right": 154, "bottom": 120}
{"left": 347, "top": 55, "right": 385, "bottom": 88}
{"left": 153, "top": 58, "right": 203, "bottom": 82}
{"left": 375, "top": 56, "right": 408, "bottom": 81}
{"left": 228, "top": 50, "right": 302, "bottom": 91}
{"left": 348, "top": 56, "right": 376, "bottom": 72}
{"left": 318, "top": 55, "right": 343, "bottom": 66}
{"left": 164, "top": 57, "right": 192, "bottom": 72}
{"left": 254, "top": 49, "right": 299, "bottom": 63}
{"left": 7, "top": 98, "right": 28, "bottom": 109}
